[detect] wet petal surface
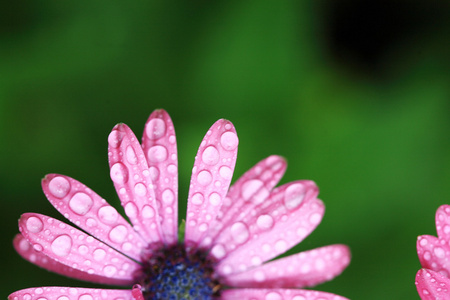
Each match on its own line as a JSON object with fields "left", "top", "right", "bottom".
{"left": 221, "top": 288, "right": 349, "bottom": 300}
{"left": 19, "top": 213, "right": 140, "bottom": 285}
{"left": 417, "top": 235, "right": 450, "bottom": 277}
{"left": 436, "top": 205, "right": 450, "bottom": 241}
{"left": 108, "top": 123, "right": 163, "bottom": 245}
{"left": 185, "top": 119, "right": 238, "bottom": 247}
{"left": 416, "top": 268, "right": 450, "bottom": 300}
{"left": 142, "top": 109, "right": 178, "bottom": 245}
{"left": 8, "top": 287, "right": 133, "bottom": 300}
{"left": 42, "top": 174, "right": 146, "bottom": 261}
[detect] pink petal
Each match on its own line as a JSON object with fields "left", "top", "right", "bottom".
{"left": 415, "top": 268, "right": 450, "bottom": 300}
{"left": 221, "top": 288, "right": 349, "bottom": 300}
{"left": 185, "top": 119, "right": 238, "bottom": 248}
{"left": 212, "top": 181, "right": 323, "bottom": 276}
{"left": 108, "top": 123, "right": 163, "bottom": 245}
{"left": 13, "top": 234, "right": 129, "bottom": 285}
{"left": 131, "top": 284, "right": 145, "bottom": 300}
{"left": 202, "top": 155, "right": 286, "bottom": 246}
{"left": 417, "top": 235, "right": 450, "bottom": 277}
{"left": 224, "top": 244, "right": 350, "bottom": 288}
{"left": 8, "top": 287, "right": 133, "bottom": 300}
{"left": 436, "top": 205, "right": 450, "bottom": 240}
{"left": 141, "top": 109, "right": 178, "bottom": 245}
{"left": 19, "top": 213, "right": 140, "bottom": 285}
{"left": 42, "top": 174, "right": 146, "bottom": 261}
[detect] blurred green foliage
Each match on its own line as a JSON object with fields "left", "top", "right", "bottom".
{"left": 1, "top": 1, "right": 449, "bottom": 299}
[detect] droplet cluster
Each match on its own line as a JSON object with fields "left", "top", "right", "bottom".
{"left": 8, "top": 286, "right": 133, "bottom": 300}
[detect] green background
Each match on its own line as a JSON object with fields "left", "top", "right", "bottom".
{"left": 1, "top": 1, "right": 449, "bottom": 299}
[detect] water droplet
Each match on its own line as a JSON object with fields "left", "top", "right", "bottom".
{"left": 434, "top": 247, "right": 445, "bottom": 258}
{"left": 98, "top": 206, "right": 119, "bottom": 224}
{"left": 108, "top": 130, "right": 122, "bottom": 148}
{"left": 202, "top": 146, "right": 220, "bottom": 165}
{"left": 78, "top": 245, "right": 88, "bottom": 255}
{"left": 79, "top": 294, "right": 93, "bottom": 300}
{"left": 211, "top": 244, "right": 226, "bottom": 259}
{"left": 284, "top": 184, "right": 306, "bottom": 210}
{"left": 109, "top": 225, "right": 128, "bottom": 243}
{"left": 256, "top": 214, "right": 274, "bottom": 230}
{"left": 241, "top": 179, "right": 269, "bottom": 204}
{"left": 146, "top": 118, "right": 166, "bottom": 140}
{"left": 142, "top": 205, "right": 155, "bottom": 218}
{"left": 274, "top": 239, "right": 287, "bottom": 253}
{"left": 230, "top": 222, "right": 250, "bottom": 244}
{"left": 198, "top": 223, "right": 209, "bottom": 232}
{"left": 124, "top": 202, "right": 138, "bottom": 218}
{"left": 69, "top": 192, "right": 93, "bottom": 216}
{"left": 219, "top": 166, "right": 232, "bottom": 179}
{"left": 220, "top": 131, "right": 238, "bottom": 151}
{"left": 51, "top": 234, "right": 72, "bottom": 257}
{"left": 167, "top": 164, "right": 177, "bottom": 174}
{"left": 309, "top": 213, "right": 322, "bottom": 224}
{"left": 148, "top": 166, "right": 160, "bottom": 182}
{"left": 103, "top": 265, "right": 117, "bottom": 277}
{"left": 162, "top": 189, "right": 175, "bottom": 204}
{"left": 126, "top": 146, "right": 138, "bottom": 165}
{"left": 26, "top": 216, "right": 44, "bottom": 233}
{"left": 251, "top": 256, "right": 262, "bottom": 266}
{"left": 147, "top": 145, "right": 168, "bottom": 162}
{"left": 134, "top": 183, "right": 147, "bottom": 196}
{"left": 191, "top": 193, "right": 204, "bottom": 205}
{"left": 93, "top": 248, "right": 106, "bottom": 261}
{"left": 48, "top": 176, "right": 71, "bottom": 198}
{"left": 197, "top": 170, "right": 212, "bottom": 186}
{"left": 254, "top": 270, "right": 265, "bottom": 282}
{"left": 110, "top": 163, "right": 129, "bottom": 184}
{"left": 209, "top": 192, "right": 221, "bottom": 206}
{"left": 33, "top": 243, "right": 43, "bottom": 252}
{"left": 265, "top": 292, "right": 282, "bottom": 300}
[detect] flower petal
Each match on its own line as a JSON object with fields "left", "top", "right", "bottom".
{"left": 415, "top": 268, "right": 450, "bottom": 300}
{"left": 19, "top": 213, "right": 140, "bottom": 285}
{"left": 224, "top": 244, "right": 350, "bottom": 288}
{"left": 213, "top": 181, "right": 323, "bottom": 276}
{"left": 108, "top": 123, "right": 163, "bottom": 245}
{"left": 221, "top": 288, "right": 349, "bottom": 300}
{"left": 141, "top": 109, "right": 179, "bottom": 246}
{"left": 13, "top": 234, "right": 128, "bottom": 285}
{"left": 202, "top": 155, "right": 286, "bottom": 246}
{"left": 8, "top": 287, "right": 133, "bottom": 300}
{"left": 185, "top": 119, "right": 238, "bottom": 247}
{"left": 436, "top": 205, "right": 450, "bottom": 241}
{"left": 42, "top": 174, "right": 146, "bottom": 261}
{"left": 417, "top": 235, "right": 450, "bottom": 276}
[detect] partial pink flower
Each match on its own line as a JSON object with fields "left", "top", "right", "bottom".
{"left": 416, "top": 205, "right": 450, "bottom": 299}
{"left": 9, "top": 109, "right": 351, "bottom": 300}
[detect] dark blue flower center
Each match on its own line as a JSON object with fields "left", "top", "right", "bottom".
{"left": 138, "top": 244, "right": 220, "bottom": 300}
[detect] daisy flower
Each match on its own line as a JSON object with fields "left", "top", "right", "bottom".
{"left": 416, "top": 205, "right": 450, "bottom": 299}
{"left": 9, "top": 109, "right": 350, "bottom": 300}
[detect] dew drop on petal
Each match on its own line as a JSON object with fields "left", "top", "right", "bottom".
{"left": 125, "top": 202, "right": 138, "bottom": 218}
{"left": 103, "top": 265, "right": 117, "bottom": 277}
{"left": 219, "top": 166, "right": 232, "bottom": 180}
{"left": 134, "top": 183, "right": 147, "bottom": 196}
{"left": 26, "top": 216, "right": 44, "bottom": 233}
{"left": 256, "top": 214, "right": 274, "bottom": 230}
{"left": 126, "top": 146, "right": 138, "bottom": 165}
{"left": 254, "top": 270, "right": 265, "bottom": 282}
{"left": 230, "top": 222, "right": 250, "bottom": 244}
{"left": 209, "top": 192, "right": 221, "bottom": 206}
{"left": 98, "top": 206, "right": 119, "bottom": 224}
{"left": 109, "top": 225, "right": 128, "bottom": 243}
{"left": 108, "top": 130, "right": 122, "bottom": 148}
{"left": 274, "top": 239, "right": 288, "bottom": 254}
{"left": 284, "top": 183, "right": 305, "bottom": 210}
{"left": 162, "top": 189, "right": 175, "bottom": 204}
{"left": 197, "top": 170, "right": 212, "bottom": 186}
{"left": 142, "top": 205, "right": 155, "bottom": 219}
{"left": 110, "top": 163, "right": 129, "bottom": 184}
{"left": 191, "top": 193, "right": 204, "bottom": 205}
{"left": 146, "top": 118, "right": 166, "bottom": 140}
{"left": 211, "top": 244, "right": 226, "bottom": 259}
{"left": 202, "top": 146, "right": 220, "bottom": 165}
{"left": 167, "top": 164, "right": 177, "bottom": 174}
{"left": 220, "top": 131, "right": 239, "bottom": 151}
{"left": 265, "top": 292, "right": 282, "bottom": 300}
{"left": 69, "top": 192, "right": 93, "bottom": 215}
{"left": 434, "top": 247, "right": 445, "bottom": 258}
{"left": 309, "top": 213, "right": 322, "bottom": 224}
{"left": 93, "top": 248, "right": 106, "bottom": 261}
{"left": 149, "top": 166, "right": 160, "bottom": 181}
{"left": 51, "top": 234, "right": 72, "bottom": 257}
{"left": 147, "top": 145, "right": 168, "bottom": 162}
{"left": 198, "top": 223, "right": 209, "bottom": 232}
{"left": 48, "top": 176, "right": 71, "bottom": 198}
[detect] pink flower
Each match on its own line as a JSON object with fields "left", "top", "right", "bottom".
{"left": 416, "top": 205, "right": 450, "bottom": 299}
{"left": 9, "top": 109, "right": 350, "bottom": 300}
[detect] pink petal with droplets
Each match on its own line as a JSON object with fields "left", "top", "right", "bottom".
{"left": 184, "top": 119, "right": 238, "bottom": 247}
{"left": 141, "top": 109, "right": 178, "bottom": 245}
{"left": 201, "top": 155, "right": 286, "bottom": 246}
{"left": 131, "top": 284, "right": 145, "bottom": 300}
{"left": 13, "top": 234, "right": 129, "bottom": 285}
{"left": 417, "top": 235, "right": 450, "bottom": 277}
{"left": 108, "top": 123, "right": 163, "bottom": 245}
{"left": 416, "top": 268, "right": 450, "bottom": 300}
{"left": 8, "top": 286, "right": 133, "bottom": 300}
{"left": 221, "top": 288, "right": 349, "bottom": 300}
{"left": 19, "top": 213, "right": 140, "bottom": 285}
{"left": 42, "top": 174, "right": 146, "bottom": 261}
{"left": 213, "top": 180, "right": 323, "bottom": 276}
{"left": 224, "top": 244, "right": 350, "bottom": 288}
{"left": 436, "top": 205, "right": 450, "bottom": 241}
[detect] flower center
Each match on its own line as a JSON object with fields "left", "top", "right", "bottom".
{"left": 138, "top": 244, "right": 220, "bottom": 300}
